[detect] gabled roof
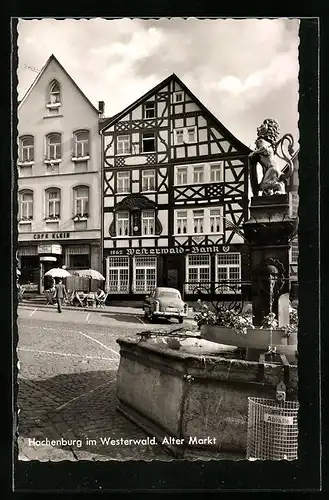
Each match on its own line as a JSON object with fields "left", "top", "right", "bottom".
{"left": 18, "top": 54, "right": 98, "bottom": 113}
{"left": 99, "top": 73, "right": 250, "bottom": 153}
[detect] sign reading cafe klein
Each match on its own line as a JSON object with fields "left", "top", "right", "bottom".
{"left": 107, "top": 245, "right": 231, "bottom": 256}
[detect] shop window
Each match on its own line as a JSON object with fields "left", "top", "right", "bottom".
{"left": 20, "top": 256, "right": 39, "bottom": 285}
{"left": 216, "top": 253, "right": 241, "bottom": 292}
{"left": 134, "top": 256, "right": 157, "bottom": 293}
{"left": 186, "top": 254, "right": 210, "bottom": 293}
{"left": 107, "top": 256, "right": 129, "bottom": 293}
{"left": 69, "top": 254, "right": 90, "bottom": 269}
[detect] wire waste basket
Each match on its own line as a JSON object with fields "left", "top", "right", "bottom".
{"left": 246, "top": 397, "right": 299, "bottom": 461}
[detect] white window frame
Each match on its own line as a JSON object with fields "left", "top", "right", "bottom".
{"left": 117, "top": 171, "right": 131, "bottom": 193}
{"left": 141, "top": 169, "right": 155, "bottom": 192}
{"left": 19, "top": 136, "right": 34, "bottom": 163}
{"left": 185, "top": 254, "right": 211, "bottom": 294}
{"left": 73, "top": 130, "right": 89, "bottom": 158}
{"left": 173, "top": 91, "right": 184, "bottom": 103}
{"left": 290, "top": 237, "right": 299, "bottom": 264}
{"left": 45, "top": 134, "right": 61, "bottom": 161}
{"left": 116, "top": 211, "right": 129, "bottom": 236}
{"left": 144, "top": 102, "right": 156, "bottom": 119}
{"left": 192, "top": 209, "right": 204, "bottom": 234}
{"left": 193, "top": 165, "right": 204, "bottom": 183}
{"left": 174, "top": 161, "right": 224, "bottom": 185}
{"left": 48, "top": 80, "right": 61, "bottom": 106}
{"left": 19, "top": 190, "right": 33, "bottom": 221}
{"left": 107, "top": 256, "right": 129, "bottom": 293}
{"left": 176, "top": 210, "right": 187, "bottom": 235}
{"left": 216, "top": 253, "right": 241, "bottom": 292}
{"left": 141, "top": 210, "right": 155, "bottom": 236}
{"left": 45, "top": 188, "right": 61, "bottom": 219}
{"left": 174, "top": 126, "right": 197, "bottom": 145}
{"left": 142, "top": 132, "right": 156, "bottom": 153}
{"left": 117, "top": 135, "right": 130, "bottom": 155}
{"left": 174, "top": 207, "right": 224, "bottom": 235}
{"left": 210, "top": 163, "right": 223, "bottom": 183}
{"left": 176, "top": 166, "right": 188, "bottom": 185}
{"left": 209, "top": 208, "right": 224, "bottom": 233}
{"left": 74, "top": 186, "right": 89, "bottom": 217}
{"left": 133, "top": 256, "right": 157, "bottom": 293}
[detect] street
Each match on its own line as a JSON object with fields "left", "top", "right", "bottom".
{"left": 17, "top": 305, "right": 194, "bottom": 461}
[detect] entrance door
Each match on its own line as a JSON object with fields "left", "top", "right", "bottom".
{"left": 42, "top": 258, "right": 58, "bottom": 292}
{"left": 166, "top": 255, "right": 182, "bottom": 291}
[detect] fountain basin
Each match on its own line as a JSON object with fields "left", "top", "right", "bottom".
{"left": 116, "top": 335, "right": 298, "bottom": 459}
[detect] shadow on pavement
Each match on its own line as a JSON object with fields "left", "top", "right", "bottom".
{"left": 17, "top": 369, "right": 171, "bottom": 461}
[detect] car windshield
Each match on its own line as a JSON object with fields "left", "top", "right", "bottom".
{"left": 158, "top": 291, "right": 180, "bottom": 299}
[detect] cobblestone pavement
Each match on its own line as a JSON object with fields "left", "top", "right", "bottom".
{"left": 16, "top": 308, "right": 196, "bottom": 461}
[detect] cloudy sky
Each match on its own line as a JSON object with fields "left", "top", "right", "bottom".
{"left": 17, "top": 18, "right": 299, "bottom": 147}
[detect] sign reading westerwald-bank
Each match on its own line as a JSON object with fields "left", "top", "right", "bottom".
{"left": 106, "top": 245, "right": 231, "bottom": 257}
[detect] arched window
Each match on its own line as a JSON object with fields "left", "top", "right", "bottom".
{"left": 45, "top": 133, "right": 61, "bottom": 160}
{"left": 45, "top": 188, "right": 61, "bottom": 219}
{"left": 48, "top": 80, "right": 61, "bottom": 104}
{"left": 73, "top": 186, "right": 89, "bottom": 217}
{"left": 18, "top": 190, "right": 33, "bottom": 220}
{"left": 19, "top": 136, "right": 34, "bottom": 162}
{"left": 73, "top": 130, "right": 89, "bottom": 158}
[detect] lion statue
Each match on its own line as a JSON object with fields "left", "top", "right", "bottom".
{"left": 249, "top": 118, "right": 295, "bottom": 196}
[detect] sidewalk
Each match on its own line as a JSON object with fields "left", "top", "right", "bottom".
{"left": 19, "top": 298, "right": 196, "bottom": 319}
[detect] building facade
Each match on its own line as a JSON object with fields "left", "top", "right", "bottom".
{"left": 17, "top": 55, "right": 102, "bottom": 293}
{"left": 287, "top": 151, "right": 299, "bottom": 289}
{"left": 100, "top": 74, "right": 251, "bottom": 299}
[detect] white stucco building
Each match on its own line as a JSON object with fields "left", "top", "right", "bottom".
{"left": 17, "top": 54, "right": 102, "bottom": 292}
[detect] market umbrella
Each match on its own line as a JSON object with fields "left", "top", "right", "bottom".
{"left": 44, "top": 268, "right": 72, "bottom": 278}
{"left": 72, "top": 269, "right": 105, "bottom": 292}
{"left": 72, "top": 269, "right": 105, "bottom": 280}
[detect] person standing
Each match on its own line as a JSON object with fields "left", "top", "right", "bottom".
{"left": 54, "top": 278, "right": 67, "bottom": 313}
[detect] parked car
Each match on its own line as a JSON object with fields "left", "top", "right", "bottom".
{"left": 143, "top": 287, "right": 188, "bottom": 323}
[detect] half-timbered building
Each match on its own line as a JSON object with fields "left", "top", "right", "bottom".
{"left": 100, "top": 74, "right": 251, "bottom": 299}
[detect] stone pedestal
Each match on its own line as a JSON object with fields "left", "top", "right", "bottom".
{"left": 244, "top": 194, "right": 296, "bottom": 327}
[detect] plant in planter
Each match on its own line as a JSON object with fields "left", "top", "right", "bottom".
{"left": 194, "top": 301, "right": 254, "bottom": 336}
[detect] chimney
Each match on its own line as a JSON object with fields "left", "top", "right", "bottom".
{"left": 98, "top": 101, "right": 105, "bottom": 117}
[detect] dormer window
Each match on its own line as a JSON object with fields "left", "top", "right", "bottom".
{"left": 47, "top": 80, "right": 61, "bottom": 108}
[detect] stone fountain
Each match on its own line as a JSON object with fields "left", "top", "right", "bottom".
{"left": 115, "top": 119, "right": 298, "bottom": 459}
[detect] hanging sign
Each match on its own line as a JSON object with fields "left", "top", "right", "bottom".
{"left": 38, "top": 244, "right": 62, "bottom": 255}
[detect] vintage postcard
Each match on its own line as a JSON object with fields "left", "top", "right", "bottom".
{"left": 13, "top": 16, "right": 321, "bottom": 491}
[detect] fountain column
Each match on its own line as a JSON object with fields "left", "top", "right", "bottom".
{"left": 244, "top": 118, "right": 297, "bottom": 327}
{"left": 244, "top": 194, "right": 296, "bottom": 326}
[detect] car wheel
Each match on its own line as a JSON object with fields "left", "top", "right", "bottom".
{"left": 178, "top": 317, "right": 184, "bottom": 324}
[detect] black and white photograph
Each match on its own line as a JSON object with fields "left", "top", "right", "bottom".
{"left": 15, "top": 17, "right": 304, "bottom": 465}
